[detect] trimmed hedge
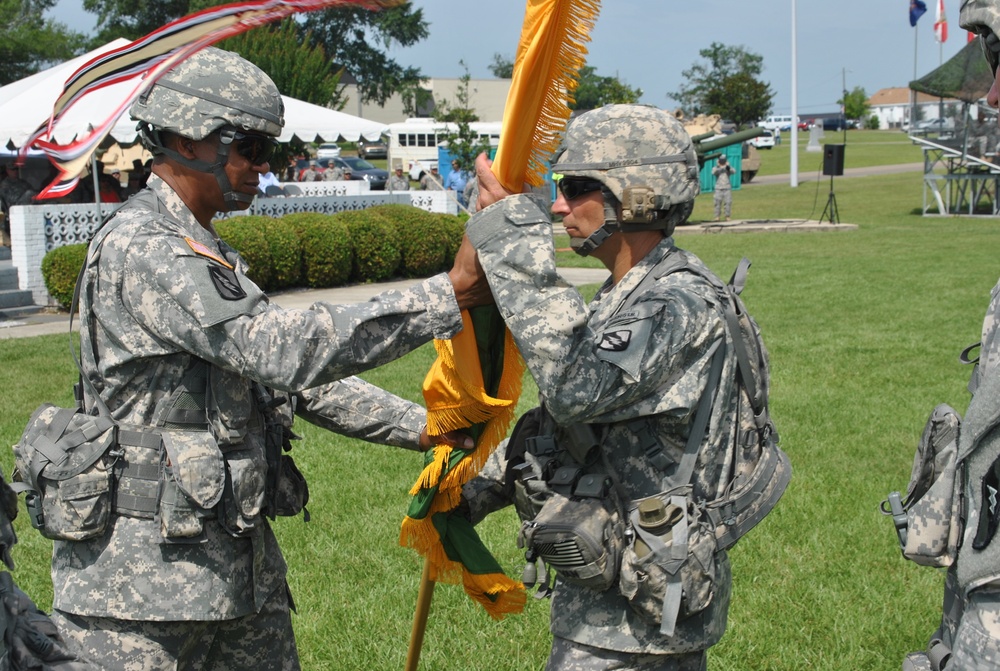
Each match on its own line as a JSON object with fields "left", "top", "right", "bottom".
{"left": 214, "top": 216, "right": 273, "bottom": 290}
{"left": 41, "top": 243, "right": 88, "bottom": 309}
{"left": 367, "top": 204, "right": 451, "bottom": 278}
{"left": 333, "top": 210, "right": 400, "bottom": 283}
{"left": 281, "top": 212, "right": 352, "bottom": 288}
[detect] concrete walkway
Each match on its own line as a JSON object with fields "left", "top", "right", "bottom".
{"left": 0, "top": 267, "right": 611, "bottom": 340}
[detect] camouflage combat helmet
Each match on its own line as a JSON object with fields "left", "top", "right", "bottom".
{"left": 552, "top": 104, "right": 700, "bottom": 255}
{"left": 960, "top": 0, "right": 1000, "bottom": 73}
{"left": 131, "top": 47, "right": 284, "bottom": 211}
{"left": 131, "top": 47, "right": 283, "bottom": 140}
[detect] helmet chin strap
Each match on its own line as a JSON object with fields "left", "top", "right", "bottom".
{"left": 141, "top": 125, "right": 252, "bottom": 211}
{"left": 570, "top": 189, "right": 620, "bottom": 257}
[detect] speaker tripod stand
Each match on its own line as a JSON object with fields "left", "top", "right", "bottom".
{"left": 820, "top": 173, "right": 840, "bottom": 224}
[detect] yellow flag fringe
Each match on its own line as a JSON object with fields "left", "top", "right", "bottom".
{"left": 490, "top": 0, "right": 601, "bottom": 191}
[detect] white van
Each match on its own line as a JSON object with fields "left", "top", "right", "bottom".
{"left": 759, "top": 115, "right": 797, "bottom": 132}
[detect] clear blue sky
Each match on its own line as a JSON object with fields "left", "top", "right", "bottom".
{"left": 49, "top": 0, "right": 973, "bottom": 118}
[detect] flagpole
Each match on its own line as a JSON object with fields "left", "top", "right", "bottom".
{"left": 405, "top": 559, "right": 436, "bottom": 671}
{"left": 912, "top": 18, "right": 918, "bottom": 130}
{"left": 790, "top": 0, "right": 798, "bottom": 188}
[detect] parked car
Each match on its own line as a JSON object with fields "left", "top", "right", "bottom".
{"left": 798, "top": 120, "right": 811, "bottom": 131}
{"left": 330, "top": 156, "right": 388, "bottom": 190}
{"left": 915, "top": 118, "right": 955, "bottom": 133}
{"left": 316, "top": 143, "right": 341, "bottom": 159}
{"left": 749, "top": 129, "right": 775, "bottom": 149}
{"left": 357, "top": 137, "right": 387, "bottom": 160}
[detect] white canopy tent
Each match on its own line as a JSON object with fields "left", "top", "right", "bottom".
{"left": 0, "top": 39, "right": 387, "bottom": 150}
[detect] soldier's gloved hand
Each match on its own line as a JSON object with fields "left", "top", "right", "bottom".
{"left": 0, "top": 472, "right": 18, "bottom": 570}
{"left": 0, "top": 572, "right": 85, "bottom": 670}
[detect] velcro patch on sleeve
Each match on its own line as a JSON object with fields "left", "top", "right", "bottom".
{"left": 185, "top": 237, "right": 233, "bottom": 269}
{"left": 208, "top": 265, "right": 247, "bottom": 301}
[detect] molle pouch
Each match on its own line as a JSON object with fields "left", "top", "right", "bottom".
{"left": 273, "top": 455, "right": 309, "bottom": 518}
{"left": 517, "top": 491, "right": 623, "bottom": 592}
{"left": 12, "top": 404, "right": 118, "bottom": 541}
{"left": 218, "top": 442, "right": 267, "bottom": 536}
{"left": 618, "top": 494, "right": 720, "bottom": 636}
{"left": 158, "top": 430, "right": 225, "bottom": 540}
{"left": 881, "top": 404, "right": 962, "bottom": 568}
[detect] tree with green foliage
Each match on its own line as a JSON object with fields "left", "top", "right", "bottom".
{"left": 82, "top": 1, "right": 429, "bottom": 107}
{"left": 569, "top": 65, "right": 642, "bottom": 111}
{"left": 0, "top": 0, "right": 86, "bottom": 85}
{"left": 671, "top": 42, "right": 773, "bottom": 121}
{"left": 434, "top": 61, "right": 490, "bottom": 173}
{"left": 839, "top": 86, "right": 871, "bottom": 125}
{"left": 488, "top": 53, "right": 514, "bottom": 79}
{"left": 219, "top": 20, "right": 344, "bottom": 109}
{"left": 300, "top": 4, "right": 429, "bottom": 106}
{"left": 704, "top": 72, "right": 774, "bottom": 129}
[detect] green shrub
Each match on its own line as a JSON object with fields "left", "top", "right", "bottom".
{"left": 367, "top": 204, "right": 450, "bottom": 278}
{"left": 214, "top": 216, "right": 273, "bottom": 290}
{"left": 333, "top": 210, "right": 400, "bottom": 283}
{"left": 281, "top": 213, "right": 352, "bottom": 288}
{"left": 41, "top": 243, "right": 88, "bottom": 309}
{"left": 868, "top": 114, "right": 880, "bottom": 130}
{"left": 258, "top": 217, "right": 302, "bottom": 290}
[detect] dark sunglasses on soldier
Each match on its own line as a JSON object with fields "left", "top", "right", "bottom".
{"left": 218, "top": 128, "right": 279, "bottom": 166}
{"left": 558, "top": 178, "right": 603, "bottom": 201}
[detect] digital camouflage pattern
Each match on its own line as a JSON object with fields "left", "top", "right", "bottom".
{"left": 130, "top": 47, "right": 284, "bottom": 141}
{"left": 962, "top": 0, "right": 1000, "bottom": 42}
{"left": 463, "top": 193, "right": 757, "bottom": 656}
{"left": 60, "top": 173, "right": 462, "bottom": 665}
{"left": 551, "top": 105, "right": 701, "bottom": 210}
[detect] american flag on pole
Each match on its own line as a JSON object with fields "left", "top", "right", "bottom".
{"left": 934, "top": 0, "right": 948, "bottom": 42}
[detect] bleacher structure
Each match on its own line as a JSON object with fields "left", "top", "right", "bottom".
{"left": 914, "top": 132, "right": 1000, "bottom": 216}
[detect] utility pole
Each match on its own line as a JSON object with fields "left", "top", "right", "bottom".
{"left": 790, "top": 0, "right": 798, "bottom": 188}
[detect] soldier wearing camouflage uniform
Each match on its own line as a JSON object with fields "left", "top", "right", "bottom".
{"left": 50, "top": 47, "right": 488, "bottom": 670}
{"left": 460, "top": 104, "right": 767, "bottom": 671}
{"left": 900, "top": 6, "right": 1000, "bottom": 669}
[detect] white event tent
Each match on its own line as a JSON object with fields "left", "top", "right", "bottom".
{"left": 0, "top": 39, "right": 387, "bottom": 150}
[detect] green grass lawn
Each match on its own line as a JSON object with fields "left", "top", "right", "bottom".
{"left": 1, "top": 150, "right": 994, "bottom": 669}
{"left": 753, "top": 129, "right": 924, "bottom": 179}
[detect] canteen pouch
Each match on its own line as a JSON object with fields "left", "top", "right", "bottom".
{"left": 273, "top": 454, "right": 309, "bottom": 518}
{"left": 218, "top": 441, "right": 267, "bottom": 536}
{"left": 882, "top": 404, "right": 963, "bottom": 568}
{"left": 158, "top": 430, "right": 225, "bottom": 540}
{"left": 517, "top": 491, "right": 623, "bottom": 592}
{"left": 12, "top": 404, "right": 117, "bottom": 541}
{"left": 619, "top": 493, "right": 719, "bottom": 636}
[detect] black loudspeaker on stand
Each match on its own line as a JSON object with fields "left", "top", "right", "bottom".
{"left": 820, "top": 144, "right": 844, "bottom": 224}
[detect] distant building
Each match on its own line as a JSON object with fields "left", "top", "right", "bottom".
{"left": 868, "top": 87, "right": 967, "bottom": 130}
{"left": 340, "top": 77, "right": 511, "bottom": 126}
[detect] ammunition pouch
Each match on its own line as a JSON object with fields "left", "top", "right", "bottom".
{"left": 12, "top": 404, "right": 119, "bottom": 542}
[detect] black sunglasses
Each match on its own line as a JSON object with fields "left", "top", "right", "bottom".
{"left": 558, "top": 178, "right": 603, "bottom": 201}
{"left": 219, "top": 128, "right": 279, "bottom": 166}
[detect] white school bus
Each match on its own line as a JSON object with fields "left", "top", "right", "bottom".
{"left": 386, "top": 118, "right": 502, "bottom": 180}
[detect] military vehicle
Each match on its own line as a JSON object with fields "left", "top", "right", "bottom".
{"left": 675, "top": 111, "right": 763, "bottom": 183}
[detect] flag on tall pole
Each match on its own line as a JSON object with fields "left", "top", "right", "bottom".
{"left": 910, "top": 0, "right": 927, "bottom": 27}
{"left": 934, "top": 0, "right": 948, "bottom": 42}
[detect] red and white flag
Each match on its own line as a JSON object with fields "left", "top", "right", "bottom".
{"left": 934, "top": 0, "right": 948, "bottom": 42}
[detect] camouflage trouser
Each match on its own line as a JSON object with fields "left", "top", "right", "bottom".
{"left": 50, "top": 584, "right": 298, "bottom": 671}
{"left": 713, "top": 190, "right": 732, "bottom": 220}
{"left": 947, "top": 587, "right": 1000, "bottom": 670}
{"left": 546, "top": 636, "right": 706, "bottom": 671}
{"left": 904, "top": 566, "right": 964, "bottom": 671}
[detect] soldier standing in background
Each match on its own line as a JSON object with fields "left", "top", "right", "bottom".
{"left": 50, "top": 47, "right": 490, "bottom": 671}
{"left": 711, "top": 155, "right": 734, "bottom": 222}
{"left": 388, "top": 165, "right": 410, "bottom": 191}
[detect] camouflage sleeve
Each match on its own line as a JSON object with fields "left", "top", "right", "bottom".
{"left": 121, "top": 234, "right": 462, "bottom": 391}
{"left": 465, "top": 195, "right": 718, "bottom": 425}
{"left": 961, "top": 0, "right": 1000, "bottom": 35}
{"left": 293, "top": 377, "right": 425, "bottom": 449}
{"left": 978, "top": 278, "right": 1000, "bottom": 378}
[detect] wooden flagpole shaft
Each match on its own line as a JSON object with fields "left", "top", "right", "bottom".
{"left": 404, "top": 558, "right": 436, "bottom": 671}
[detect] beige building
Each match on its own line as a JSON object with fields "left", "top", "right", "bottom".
{"left": 340, "top": 77, "right": 511, "bottom": 126}
{"left": 868, "top": 87, "right": 966, "bottom": 130}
